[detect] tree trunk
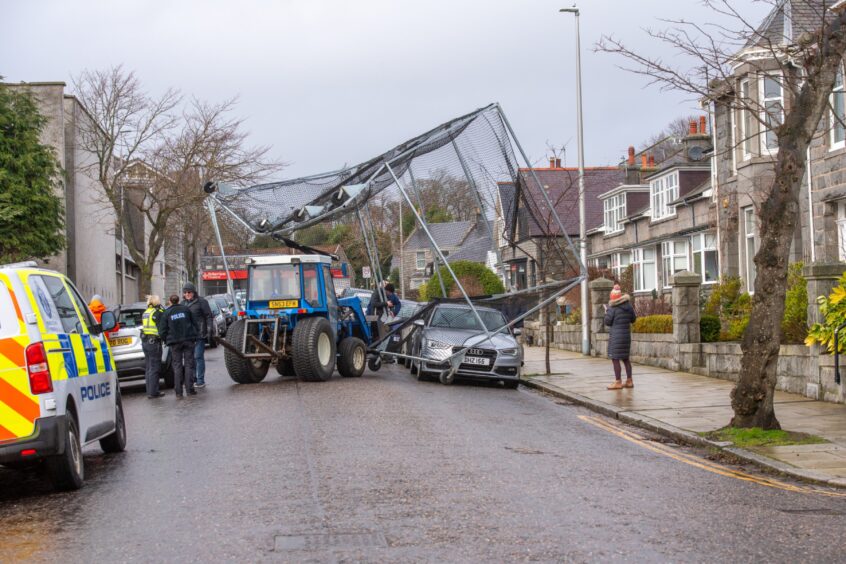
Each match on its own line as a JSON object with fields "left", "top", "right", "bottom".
{"left": 730, "top": 145, "right": 804, "bottom": 430}
{"left": 138, "top": 263, "right": 153, "bottom": 301}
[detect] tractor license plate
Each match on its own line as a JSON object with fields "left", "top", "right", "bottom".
{"left": 464, "top": 356, "right": 490, "bottom": 366}
{"left": 109, "top": 337, "right": 132, "bottom": 347}
{"left": 269, "top": 300, "right": 298, "bottom": 309}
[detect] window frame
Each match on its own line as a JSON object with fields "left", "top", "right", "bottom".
{"left": 743, "top": 207, "right": 758, "bottom": 294}
{"left": 691, "top": 233, "right": 719, "bottom": 285}
{"left": 603, "top": 193, "right": 626, "bottom": 234}
{"left": 661, "top": 239, "right": 690, "bottom": 289}
{"left": 610, "top": 251, "right": 631, "bottom": 281}
{"left": 837, "top": 202, "right": 846, "bottom": 262}
{"left": 631, "top": 247, "right": 657, "bottom": 293}
{"left": 759, "top": 73, "right": 784, "bottom": 154}
{"left": 739, "top": 78, "right": 754, "bottom": 160}
{"left": 415, "top": 251, "right": 426, "bottom": 270}
{"left": 832, "top": 64, "right": 846, "bottom": 150}
{"left": 650, "top": 171, "right": 679, "bottom": 221}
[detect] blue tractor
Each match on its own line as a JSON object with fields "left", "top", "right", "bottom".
{"left": 220, "top": 253, "right": 373, "bottom": 383}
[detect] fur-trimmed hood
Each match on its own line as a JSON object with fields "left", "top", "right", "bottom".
{"left": 609, "top": 294, "right": 631, "bottom": 307}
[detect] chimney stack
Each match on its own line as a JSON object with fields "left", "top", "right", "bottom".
{"left": 555, "top": 157, "right": 562, "bottom": 168}
{"left": 689, "top": 120, "right": 698, "bottom": 135}
{"left": 648, "top": 154, "right": 656, "bottom": 168}
{"left": 549, "top": 157, "right": 556, "bottom": 168}
{"left": 699, "top": 115, "right": 707, "bottom": 135}
{"left": 627, "top": 146, "right": 635, "bottom": 165}
{"left": 641, "top": 154, "right": 648, "bottom": 168}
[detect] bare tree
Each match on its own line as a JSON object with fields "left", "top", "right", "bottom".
{"left": 598, "top": 1, "right": 846, "bottom": 429}
{"left": 74, "top": 67, "right": 280, "bottom": 298}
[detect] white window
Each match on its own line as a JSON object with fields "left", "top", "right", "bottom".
{"left": 631, "top": 247, "right": 657, "bottom": 292}
{"left": 760, "top": 74, "right": 784, "bottom": 153}
{"left": 740, "top": 79, "right": 753, "bottom": 160}
{"left": 415, "top": 251, "right": 426, "bottom": 270}
{"left": 837, "top": 202, "right": 846, "bottom": 261}
{"left": 661, "top": 240, "right": 689, "bottom": 288}
{"left": 603, "top": 194, "right": 626, "bottom": 234}
{"left": 743, "top": 207, "right": 757, "bottom": 292}
{"left": 650, "top": 171, "right": 679, "bottom": 221}
{"left": 611, "top": 251, "right": 630, "bottom": 280}
{"left": 410, "top": 278, "right": 423, "bottom": 290}
{"left": 729, "top": 101, "right": 738, "bottom": 174}
{"left": 832, "top": 65, "right": 846, "bottom": 150}
{"left": 691, "top": 233, "right": 719, "bottom": 284}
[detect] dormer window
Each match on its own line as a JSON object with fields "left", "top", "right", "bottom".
{"left": 650, "top": 171, "right": 678, "bottom": 221}
{"left": 603, "top": 193, "right": 626, "bottom": 234}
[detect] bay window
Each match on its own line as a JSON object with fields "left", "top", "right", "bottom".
{"left": 832, "top": 64, "right": 846, "bottom": 150}
{"left": 632, "top": 247, "right": 657, "bottom": 293}
{"left": 838, "top": 202, "right": 846, "bottom": 262}
{"left": 691, "top": 233, "right": 719, "bottom": 284}
{"left": 761, "top": 74, "right": 784, "bottom": 152}
{"left": 611, "top": 251, "right": 630, "bottom": 281}
{"left": 743, "top": 207, "right": 758, "bottom": 292}
{"left": 661, "top": 240, "right": 689, "bottom": 288}
{"left": 740, "top": 79, "right": 753, "bottom": 159}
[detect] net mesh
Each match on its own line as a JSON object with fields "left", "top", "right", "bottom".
{"left": 209, "top": 103, "right": 584, "bottom": 367}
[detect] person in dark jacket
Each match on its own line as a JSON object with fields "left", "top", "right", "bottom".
{"left": 159, "top": 294, "right": 198, "bottom": 397}
{"left": 181, "top": 282, "right": 214, "bottom": 389}
{"left": 604, "top": 284, "right": 637, "bottom": 390}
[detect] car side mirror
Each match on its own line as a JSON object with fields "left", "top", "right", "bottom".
{"left": 99, "top": 310, "right": 117, "bottom": 333}
{"left": 413, "top": 319, "right": 425, "bottom": 328}
{"left": 512, "top": 327, "right": 522, "bottom": 336}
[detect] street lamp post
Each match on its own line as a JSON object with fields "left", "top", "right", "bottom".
{"left": 560, "top": 5, "right": 590, "bottom": 356}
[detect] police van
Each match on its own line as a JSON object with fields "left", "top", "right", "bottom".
{"left": 0, "top": 262, "right": 126, "bottom": 490}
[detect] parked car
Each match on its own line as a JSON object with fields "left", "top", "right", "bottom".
{"left": 210, "top": 293, "right": 236, "bottom": 326}
{"left": 207, "top": 299, "right": 227, "bottom": 346}
{"left": 341, "top": 287, "right": 372, "bottom": 312}
{"left": 110, "top": 302, "right": 173, "bottom": 388}
{"left": 409, "top": 303, "right": 523, "bottom": 387}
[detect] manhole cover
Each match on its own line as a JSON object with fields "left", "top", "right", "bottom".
{"left": 274, "top": 532, "right": 388, "bottom": 551}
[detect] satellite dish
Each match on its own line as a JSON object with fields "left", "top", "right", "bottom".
{"left": 687, "top": 145, "right": 705, "bottom": 162}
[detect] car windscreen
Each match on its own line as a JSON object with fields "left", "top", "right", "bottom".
{"left": 214, "top": 297, "right": 228, "bottom": 310}
{"left": 430, "top": 307, "right": 508, "bottom": 333}
{"left": 248, "top": 265, "right": 300, "bottom": 302}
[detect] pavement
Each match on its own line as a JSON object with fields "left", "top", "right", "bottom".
{"left": 522, "top": 346, "right": 846, "bottom": 488}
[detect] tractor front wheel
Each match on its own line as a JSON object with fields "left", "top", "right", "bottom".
{"left": 292, "top": 317, "right": 336, "bottom": 382}
{"left": 338, "top": 337, "right": 366, "bottom": 378}
{"left": 224, "top": 319, "right": 270, "bottom": 384}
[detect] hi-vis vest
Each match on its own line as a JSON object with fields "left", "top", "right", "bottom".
{"left": 142, "top": 306, "right": 163, "bottom": 337}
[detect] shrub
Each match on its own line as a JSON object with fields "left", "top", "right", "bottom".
{"left": 722, "top": 316, "right": 750, "bottom": 342}
{"left": 563, "top": 308, "right": 581, "bottom": 325}
{"left": 781, "top": 262, "right": 808, "bottom": 344}
{"left": 634, "top": 297, "right": 672, "bottom": 317}
{"left": 700, "top": 315, "right": 720, "bottom": 343}
{"left": 703, "top": 276, "right": 743, "bottom": 317}
{"left": 632, "top": 314, "right": 673, "bottom": 334}
{"left": 420, "top": 260, "right": 505, "bottom": 301}
{"left": 806, "top": 271, "right": 846, "bottom": 353}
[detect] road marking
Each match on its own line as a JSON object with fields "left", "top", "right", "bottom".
{"left": 578, "top": 415, "right": 846, "bottom": 498}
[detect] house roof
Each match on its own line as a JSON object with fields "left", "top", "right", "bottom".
{"left": 745, "top": 0, "right": 828, "bottom": 49}
{"left": 499, "top": 167, "right": 626, "bottom": 239}
{"left": 445, "top": 222, "right": 493, "bottom": 264}
{"left": 669, "top": 178, "right": 712, "bottom": 206}
{"left": 404, "top": 220, "right": 474, "bottom": 249}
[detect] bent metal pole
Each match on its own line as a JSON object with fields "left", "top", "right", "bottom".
{"left": 206, "top": 197, "right": 239, "bottom": 312}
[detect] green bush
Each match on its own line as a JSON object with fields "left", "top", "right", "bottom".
{"left": 806, "top": 271, "right": 846, "bottom": 352}
{"left": 781, "top": 262, "right": 808, "bottom": 344}
{"left": 562, "top": 308, "right": 581, "bottom": 325}
{"left": 700, "top": 315, "right": 720, "bottom": 343}
{"left": 419, "top": 260, "right": 505, "bottom": 301}
{"left": 703, "top": 276, "right": 743, "bottom": 317}
{"left": 632, "top": 314, "right": 673, "bottom": 334}
{"left": 722, "top": 316, "right": 750, "bottom": 342}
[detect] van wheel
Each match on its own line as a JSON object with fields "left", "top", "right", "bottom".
{"left": 100, "top": 392, "right": 127, "bottom": 453}
{"left": 48, "top": 413, "right": 84, "bottom": 491}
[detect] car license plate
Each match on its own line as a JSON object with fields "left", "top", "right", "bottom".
{"left": 268, "top": 300, "right": 298, "bottom": 309}
{"left": 109, "top": 337, "right": 132, "bottom": 347}
{"left": 464, "top": 356, "right": 489, "bottom": 366}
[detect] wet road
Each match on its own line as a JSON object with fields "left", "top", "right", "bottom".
{"left": 2, "top": 347, "right": 846, "bottom": 562}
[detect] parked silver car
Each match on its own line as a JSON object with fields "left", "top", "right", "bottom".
{"left": 410, "top": 303, "right": 523, "bottom": 387}
{"left": 110, "top": 302, "right": 173, "bottom": 388}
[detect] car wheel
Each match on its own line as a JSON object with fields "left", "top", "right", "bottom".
{"left": 100, "top": 391, "right": 127, "bottom": 453}
{"left": 503, "top": 380, "right": 519, "bottom": 390}
{"left": 47, "top": 411, "right": 84, "bottom": 491}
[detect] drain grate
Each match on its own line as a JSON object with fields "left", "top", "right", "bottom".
{"left": 274, "top": 532, "right": 388, "bottom": 551}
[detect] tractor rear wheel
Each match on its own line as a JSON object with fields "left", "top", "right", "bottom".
{"left": 292, "top": 317, "right": 336, "bottom": 382}
{"left": 337, "top": 337, "right": 366, "bottom": 378}
{"left": 224, "top": 319, "right": 269, "bottom": 384}
{"left": 275, "top": 357, "right": 295, "bottom": 376}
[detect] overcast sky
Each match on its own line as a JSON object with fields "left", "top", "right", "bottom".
{"left": 3, "top": 0, "right": 770, "bottom": 179}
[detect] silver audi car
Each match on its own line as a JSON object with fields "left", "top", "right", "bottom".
{"left": 410, "top": 303, "right": 523, "bottom": 387}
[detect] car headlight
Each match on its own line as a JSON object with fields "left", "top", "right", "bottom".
{"left": 425, "top": 339, "right": 451, "bottom": 350}
{"left": 500, "top": 348, "right": 519, "bottom": 356}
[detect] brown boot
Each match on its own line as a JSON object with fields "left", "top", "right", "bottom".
{"left": 623, "top": 379, "right": 634, "bottom": 388}
{"left": 607, "top": 380, "right": 623, "bottom": 390}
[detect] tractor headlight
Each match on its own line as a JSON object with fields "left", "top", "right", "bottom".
{"left": 425, "top": 339, "right": 451, "bottom": 350}
{"left": 500, "top": 348, "right": 519, "bottom": 356}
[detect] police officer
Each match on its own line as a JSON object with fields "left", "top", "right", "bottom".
{"left": 159, "top": 294, "right": 198, "bottom": 398}
{"left": 141, "top": 295, "right": 166, "bottom": 399}
{"left": 181, "top": 283, "right": 214, "bottom": 389}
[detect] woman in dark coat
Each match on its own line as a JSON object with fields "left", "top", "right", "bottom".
{"left": 604, "top": 284, "right": 637, "bottom": 389}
